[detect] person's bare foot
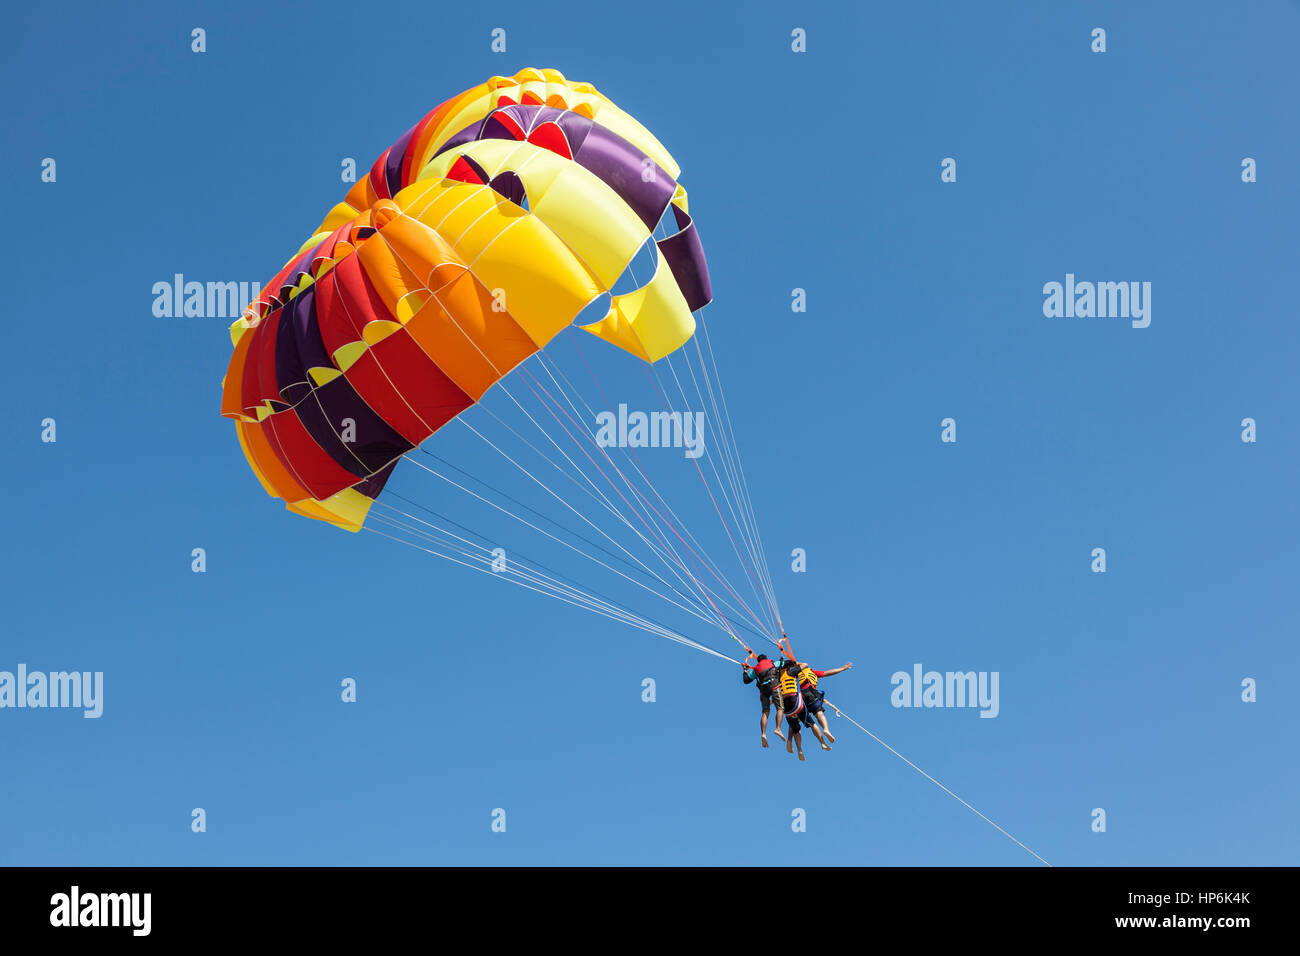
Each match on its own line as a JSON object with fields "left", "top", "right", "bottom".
{"left": 825, "top": 731, "right": 836, "bottom": 744}
{"left": 761, "top": 735, "right": 768, "bottom": 748}
{"left": 798, "top": 751, "right": 806, "bottom": 761}
{"left": 775, "top": 729, "right": 786, "bottom": 742}
{"left": 821, "top": 742, "right": 832, "bottom": 751}
{"left": 786, "top": 738, "right": 794, "bottom": 754}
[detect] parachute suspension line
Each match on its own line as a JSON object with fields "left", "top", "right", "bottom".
{"left": 506, "top": 361, "right": 744, "bottom": 637}
{"left": 381, "top": 489, "right": 615, "bottom": 609}
{"left": 521, "top": 349, "right": 767, "bottom": 653}
{"left": 675, "top": 333, "right": 782, "bottom": 628}
{"left": 662, "top": 348, "right": 775, "bottom": 625}
{"left": 368, "top": 502, "right": 725, "bottom": 645}
{"left": 516, "top": 359, "right": 755, "bottom": 655}
{"left": 657, "top": 352, "right": 769, "bottom": 616}
{"left": 547, "top": 333, "right": 771, "bottom": 636}
{"left": 532, "top": 349, "right": 770, "bottom": 639}
{"left": 640, "top": 200, "right": 783, "bottom": 631}
{"left": 427, "top": 420, "right": 722, "bottom": 627}
{"left": 372, "top": 499, "right": 728, "bottom": 643}
{"left": 652, "top": 356, "right": 779, "bottom": 637}
{"left": 396, "top": 452, "right": 722, "bottom": 634}
{"left": 692, "top": 305, "right": 784, "bottom": 628}
{"left": 364, "top": 520, "right": 740, "bottom": 663}
{"left": 514, "top": 363, "right": 755, "bottom": 656}
{"left": 419, "top": 444, "right": 671, "bottom": 591}
{"left": 370, "top": 504, "right": 653, "bottom": 627}
{"left": 679, "top": 314, "right": 781, "bottom": 631}
{"left": 399, "top": 451, "right": 727, "bottom": 627}
{"left": 642, "top": 214, "right": 782, "bottom": 638}
{"left": 455, "top": 386, "right": 760, "bottom": 639}
{"left": 464, "top": 398, "right": 660, "bottom": 537}
{"left": 512, "top": 351, "right": 748, "bottom": 621}
{"left": 821, "top": 699, "right": 1052, "bottom": 867}
{"left": 527, "top": 351, "right": 773, "bottom": 645}
{"left": 476, "top": 368, "right": 755, "bottom": 637}
{"left": 562, "top": 231, "right": 768, "bottom": 643}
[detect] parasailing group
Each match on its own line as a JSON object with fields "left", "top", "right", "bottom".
{"left": 742, "top": 651, "right": 852, "bottom": 761}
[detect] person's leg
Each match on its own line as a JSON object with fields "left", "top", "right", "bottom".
{"left": 816, "top": 708, "right": 835, "bottom": 743}
{"left": 803, "top": 691, "right": 834, "bottom": 743}
{"left": 793, "top": 728, "right": 805, "bottom": 761}
{"left": 760, "top": 703, "right": 770, "bottom": 747}
{"left": 808, "top": 719, "right": 831, "bottom": 751}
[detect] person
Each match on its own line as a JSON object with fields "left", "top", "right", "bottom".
{"left": 778, "top": 660, "right": 829, "bottom": 759}
{"left": 742, "top": 653, "right": 785, "bottom": 747}
{"left": 794, "top": 660, "right": 853, "bottom": 743}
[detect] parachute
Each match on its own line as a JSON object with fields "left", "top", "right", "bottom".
{"left": 221, "top": 67, "right": 783, "bottom": 662}
{"left": 222, "top": 68, "right": 710, "bottom": 532}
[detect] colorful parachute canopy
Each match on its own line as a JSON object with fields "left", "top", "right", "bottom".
{"left": 221, "top": 68, "right": 711, "bottom": 532}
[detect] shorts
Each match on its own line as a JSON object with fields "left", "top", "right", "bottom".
{"left": 758, "top": 684, "right": 778, "bottom": 712}
{"left": 781, "top": 698, "right": 807, "bottom": 729}
{"left": 802, "top": 688, "right": 826, "bottom": 715}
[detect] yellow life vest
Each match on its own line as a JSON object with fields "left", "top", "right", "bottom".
{"left": 798, "top": 665, "right": 818, "bottom": 690}
{"left": 779, "top": 670, "right": 802, "bottom": 699}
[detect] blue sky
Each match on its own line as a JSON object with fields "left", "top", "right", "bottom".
{"left": 2, "top": 0, "right": 1296, "bottom": 866}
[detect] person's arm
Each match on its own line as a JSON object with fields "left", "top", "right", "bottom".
{"left": 819, "top": 662, "right": 854, "bottom": 678}
{"left": 742, "top": 666, "right": 755, "bottom": 684}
